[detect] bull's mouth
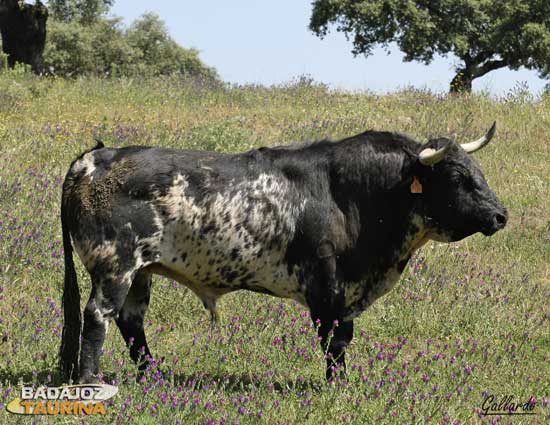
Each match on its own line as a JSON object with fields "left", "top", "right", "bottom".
{"left": 481, "top": 227, "right": 498, "bottom": 236}
{"left": 481, "top": 225, "right": 502, "bottom": 236}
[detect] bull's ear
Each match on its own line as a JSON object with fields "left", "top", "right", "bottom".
{"left": 418, "top": 139, "right": 453, "bottom": 166}
{"left": 461, "top": 121, "right": 496, "bottom": 153}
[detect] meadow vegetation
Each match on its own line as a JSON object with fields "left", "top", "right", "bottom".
{"left": 0, "top": 71, "right": 548, "bottom": 424}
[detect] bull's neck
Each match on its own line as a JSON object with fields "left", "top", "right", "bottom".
{"left": 364, "top": 190, "right": 424, "bottom": 258}
{"left": 329, "top": 155, "right": 427, "bottom": 279}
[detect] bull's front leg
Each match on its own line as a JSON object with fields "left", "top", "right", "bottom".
{"left": 307, "top": 239, "right": 354, "bottom": 381}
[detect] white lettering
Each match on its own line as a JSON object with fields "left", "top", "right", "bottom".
{"left": 35, "top": 387, "right": 47, "bottom": 399}
{"left": 21, "top": 387, "right": 34, "bottom": 400}
{"left": 80, "top": 388, "right": 94, "bottom": 400}
{"left": 47, "top": 388, "right": 60, "bottom": 399}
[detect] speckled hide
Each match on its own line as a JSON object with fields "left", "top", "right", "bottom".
{"left": 59, "top": 125, "right": 507, "bottom": 383}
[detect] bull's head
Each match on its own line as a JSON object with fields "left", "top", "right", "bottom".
{"left": 414, "top": 122, "right": 508, "bottom": 242}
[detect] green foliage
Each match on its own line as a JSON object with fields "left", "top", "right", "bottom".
{"left": 125, "top": 13, "right": 218, "bottom": 80}
{"left": 310, "top": 0, "right": 550, "bottom": 92}
{"left": 43, "top": 18, "right": 133, "bottom": 76}
{"left": 48, "top": 0, "right": 114, "bottom": 25}
{"left": 43, "top": 12, "right": 218, "bottom": 80}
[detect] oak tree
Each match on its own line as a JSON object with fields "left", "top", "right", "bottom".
{"left": 310, "top": 0, "right": 550, "bottom": 92}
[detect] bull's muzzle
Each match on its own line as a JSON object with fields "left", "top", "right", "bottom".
{"left": 482, "top": 207, "right": 508, "bottom": 236}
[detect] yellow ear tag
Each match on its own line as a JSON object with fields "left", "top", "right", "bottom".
{"left": 411, "top": 176, "right": 423, "bottom": 194}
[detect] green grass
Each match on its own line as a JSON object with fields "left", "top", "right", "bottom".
{"left": 0, "top": 72, "right": 548, "bottom": 424}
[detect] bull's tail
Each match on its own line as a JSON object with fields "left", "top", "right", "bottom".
{"left": 59, "top": 197, "right": 81, "bottom": 383}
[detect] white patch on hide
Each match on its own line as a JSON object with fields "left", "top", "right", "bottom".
{"left": 149, "top": 172, "right": 308, "bottom": 316}
{"left": 71, "top": 151, "right": 96, "bottom": 180}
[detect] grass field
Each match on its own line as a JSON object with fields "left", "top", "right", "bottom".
{"left": 0, "top": 71, "right": 548, "bottom": 424}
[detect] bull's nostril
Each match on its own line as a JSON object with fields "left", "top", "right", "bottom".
{"left": 495, "top": 213, "right": 507, "bottom": 227}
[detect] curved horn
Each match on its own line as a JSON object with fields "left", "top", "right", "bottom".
{"left": 419, "top": 140, "right": 452, "bottom": 166}
{"left": 461, "top": 121, "right": 496, "bottom": 153}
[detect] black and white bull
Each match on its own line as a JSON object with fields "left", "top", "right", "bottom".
{"left": 59, "top": 122, "right": 507, "bottom": 383}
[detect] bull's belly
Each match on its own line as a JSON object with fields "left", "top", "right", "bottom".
{"left": 154, "top": 232, "right": 307, "bottom": 306}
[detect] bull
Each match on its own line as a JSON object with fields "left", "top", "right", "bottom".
{"left": 59, "top": 122, "right": 507, "bottom": 383}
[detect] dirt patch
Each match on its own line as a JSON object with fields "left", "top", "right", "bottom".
{"left": 76, "top": 158, "right": 137, "bottom": 215}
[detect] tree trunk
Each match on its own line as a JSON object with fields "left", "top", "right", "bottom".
{"left": 0, "top": 0, "right": 48, "bottom": 73}
{"left": 449, "top": 68, "right": 473, "bottom": 93}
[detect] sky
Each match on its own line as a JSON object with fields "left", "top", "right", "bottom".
{"left": 110, "top": 0, "right": 547, "bottom": 95}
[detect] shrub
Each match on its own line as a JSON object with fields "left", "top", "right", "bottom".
{"left": 44, "top": 18, "right": 141, "bottom": 76}
{"left": 43, "top": 12, "right": 218, "bottom": 81}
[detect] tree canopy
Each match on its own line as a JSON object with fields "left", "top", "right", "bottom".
{"left": 48, "top": 0, "right": 113, "bottom": 25}
{"left": 43, "top": 12, "right": 218, "bottom": 80}
{"left": 310, "top": 0, "right": 550, "bottom": 92}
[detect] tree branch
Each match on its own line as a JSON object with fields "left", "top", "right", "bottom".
{"left": 473, "top": 59, "right": 507, "bottom": 78}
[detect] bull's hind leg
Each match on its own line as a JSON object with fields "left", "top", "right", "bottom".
{"left": 115, "top": 272, "right": 153, "bottom": 370}
{"left": 79, "top": 270, "right": 135, "bottom": 384}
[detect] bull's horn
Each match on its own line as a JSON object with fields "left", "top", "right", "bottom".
{"left": 419, "top": 140, "right": 452, "bottom": 166}
{"left": 461, "top": 121, "right": 496, "bottom": 153}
